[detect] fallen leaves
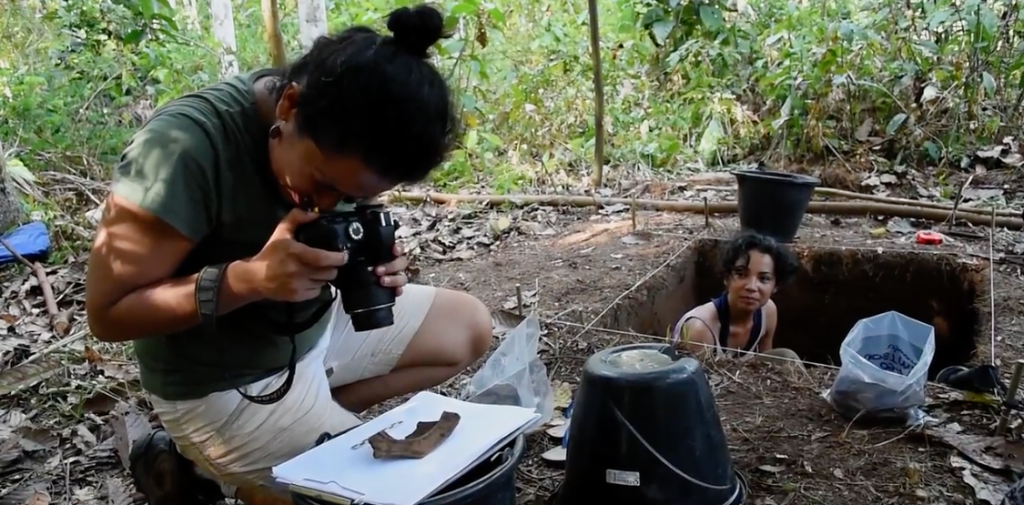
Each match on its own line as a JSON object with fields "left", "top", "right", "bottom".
{"left": 0, "top": 356, "right": 65, "bottom": 397}
{"left": 502, "top": 288, "right": 538, "bottom": 312}
{"left": 0, "top": 483, "right": 51, "bottom": 505}
{"left": 491, "top": 310, "right": 526, "bottom": 337}
{"left": 950, "top": 453, "right": 1011, "bottom": 505}
{"left": 922, "top": 427, "right": 1024, "bottom": 474}
{"left": 389, "top": 202, "right": 564, "bottom": 263}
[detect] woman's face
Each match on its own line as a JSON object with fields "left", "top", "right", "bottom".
{"left": 267, "top": 83, "right": 397, "bottom": 210}
{"left": 725, "top": 250, "right": 777, "bottom": 312}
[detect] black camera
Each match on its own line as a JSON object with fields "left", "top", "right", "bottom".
{"left": 294, "top": 203, "right": 399, "bottom": 332}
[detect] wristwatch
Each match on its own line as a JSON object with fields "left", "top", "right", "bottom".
{"left": 195, "top": 263, "right": 229, "bottom": 336}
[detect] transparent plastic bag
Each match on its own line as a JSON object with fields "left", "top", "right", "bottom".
{"left": 460, "top": 314, "right": 554, "bottom": 429}
{"left": 825, "top": 311, "right": 935, "bottom": 424}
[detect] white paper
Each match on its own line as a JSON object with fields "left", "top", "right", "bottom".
{"left": 272, "top": 391, "right": 540, "bottom": 505}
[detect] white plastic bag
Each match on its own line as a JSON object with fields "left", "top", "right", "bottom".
{"left": 459, "top": 314, "right": 554, "bottom": 429}
{"left": 825, "top": 311, "right": 936, "bottom": 424}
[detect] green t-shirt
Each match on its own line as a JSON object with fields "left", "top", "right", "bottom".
{"left": 111, "top": 69, "right": 336, "bottom": 401}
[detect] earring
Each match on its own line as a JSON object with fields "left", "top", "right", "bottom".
{"left": 269, "top": 122, "right": 283, "bottom": 139}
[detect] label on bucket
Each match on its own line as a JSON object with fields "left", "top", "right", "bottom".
{"left": 605, "top": 469, "right": 640, "bottom": 486}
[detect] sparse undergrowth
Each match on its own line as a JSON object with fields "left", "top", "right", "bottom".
{"left": 3, "top": 0, "right": 1024, "bottom": 211}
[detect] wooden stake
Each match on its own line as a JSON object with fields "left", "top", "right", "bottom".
{"left": 630, "top": 197, "right": 637, "bottom": 232}
{"left": 585, "top": 0, "right": 605, "bottom": 187}
{"left": 997, "top": 360, "right": 1024, "bottom": 436}
{"left": 516, "top": 284, "right": 524, "bottom": 316}
{"left": 703, "top": 196, "right": 710, "bottom": 228}
{"left": 990, "top": 206, "right": 997, "bottom": 365}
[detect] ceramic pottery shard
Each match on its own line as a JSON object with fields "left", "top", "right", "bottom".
{"left": 368, "top": 411, "right": 461, "bottom": 459}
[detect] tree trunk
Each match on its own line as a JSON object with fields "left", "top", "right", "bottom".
{"left": 183, "top": 0, "right": 200, "bottom": 31}
{"left": 262, "top": 0, "right": 286, "bottom": 68}
{"left": 210, "top": 0, "right": 239, "bottom": 78}
{"left": 0, "top": 139, "right": 24, "bottom": 233}
{"left": 296, "top": 0, "right": 328, "bottom": 52}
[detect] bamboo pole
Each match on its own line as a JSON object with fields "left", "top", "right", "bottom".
{"left": 385, "top": 191, "right": 1024, "bottom": 230}
{"left": 693, "top": 185, "right": 1020, "bottom": 219}
{"left": 261, "top": 0, "right": 286, "bottom": 68}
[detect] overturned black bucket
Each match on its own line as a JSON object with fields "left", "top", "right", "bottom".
{"left": 557, "top": 343, "right": 746, "bottom": 505}
{"left": 732, "top": 168, "right": 819, "bottom": 243}
{"left": 293, "top": 434, "right": 525, "bottom": 505}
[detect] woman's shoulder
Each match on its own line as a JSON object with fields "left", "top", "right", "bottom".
{"left": 681, "top": 302, "right": 719, "bottom": 326}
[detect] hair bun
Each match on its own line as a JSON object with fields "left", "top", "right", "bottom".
{"left": 386, "top": 4, "right": 446, "bottom": 58}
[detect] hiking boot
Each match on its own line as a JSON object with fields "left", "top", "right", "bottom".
{"left": 129, "top": 429, "right": 224, "bottom": 505}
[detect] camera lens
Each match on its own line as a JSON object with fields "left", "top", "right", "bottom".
{"left": 349, "top": 305, "right": 395, "bottom": 332}
{"left": 337, "top": 261, "right": 397, "bottom": 332}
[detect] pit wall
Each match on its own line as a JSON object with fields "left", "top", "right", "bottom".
{"left": 602, "top": 239, "right": 985, "bottom": 376}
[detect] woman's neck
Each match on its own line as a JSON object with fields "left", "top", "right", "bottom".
{"left": 726, "top": 296, "right": 756, "bottom": 326}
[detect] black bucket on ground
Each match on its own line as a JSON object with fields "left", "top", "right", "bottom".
{"left": 732, "top": 168, "right": 819, "bottom": 243}
{"left": 292, "top": 433, "right": 525, "bottom": 505}
{"left": 556, "top": 344, "right": 745, "bottom": 505}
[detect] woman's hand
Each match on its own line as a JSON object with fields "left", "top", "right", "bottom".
{"left": 375, "top": 243, "right": 409, "bottom": 296}
{"left": 249, "top": 208, "right": 349, "bottom": 302}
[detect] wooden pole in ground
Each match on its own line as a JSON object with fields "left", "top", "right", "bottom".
{"left": 384, "top": 191, "right": 1024, "bottom": 230}
{"left": 585, "top": 0, "right": 605, "bottom": 188}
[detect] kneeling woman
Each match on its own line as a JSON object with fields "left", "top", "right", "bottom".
{"left": 671, "top": 231, "right": 801, "bottom": 364}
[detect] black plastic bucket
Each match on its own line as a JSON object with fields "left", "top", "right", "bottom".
{"left": 732, "top": 168, "right": 819, "bottom": 243}
{"left": 557, "top": 344, "right": 745, "bottom": 505}
{"left": 292, "top": 434, "right": 525, "bottom": 505}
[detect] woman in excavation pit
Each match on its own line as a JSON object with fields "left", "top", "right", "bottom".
{"left": 671, "top": 230, "right": 806, "bottom": 373}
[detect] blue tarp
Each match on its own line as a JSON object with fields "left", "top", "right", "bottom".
{"left": 0, "top": 221, "right": 51, "bottom": 266}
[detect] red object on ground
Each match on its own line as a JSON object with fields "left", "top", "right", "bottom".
{"left": 915, "top": 230, "right": 943, "bottom": 245}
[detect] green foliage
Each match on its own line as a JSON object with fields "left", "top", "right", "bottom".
{"left": 3, "top": 0, "right": 1024, "bottom": 200}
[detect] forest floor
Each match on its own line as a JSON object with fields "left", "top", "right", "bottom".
{"left": 3, "top": 166, "right": 1024, "bottom": 505}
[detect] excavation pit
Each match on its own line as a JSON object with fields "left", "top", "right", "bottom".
{"left": 603, "top": 238, "right": 986, "bottom": 376}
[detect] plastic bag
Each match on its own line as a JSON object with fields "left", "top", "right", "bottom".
{"left": 825, "top": 311, "right": 935, "bottom": 425}
{"left": 460, "top": 314, "right": 554, "bottom": 429}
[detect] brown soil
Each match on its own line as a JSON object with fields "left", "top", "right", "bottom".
{"left": 417, "top": 210, "right": 1024, "bottom": 505}
{"left": 5, "top": 207, "right": 1023, "bottom": 504}
{"left": 604, "top": 237, "right": 987, "bottom": 376}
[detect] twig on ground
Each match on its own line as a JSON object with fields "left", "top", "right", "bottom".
{"left": 946, "top": 174, "right": 975, "bottom": 229}
{"left": 866, "top": 424, "right": 919, "bottom": 449}
{"left": 20, "top": 330, "right": 88, "bottom": 366}
{"left": 0, "top": 236, "right": 63, "bottom": 326}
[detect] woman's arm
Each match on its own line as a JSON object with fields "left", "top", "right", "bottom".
{"left": 757, "top": 299, "right": 778, "bottom": 352}
{"left": 682, "top": 318, "right": 717, "bottom": 357}
{"left": 85, "top": 196, "right": 263, "bottom": 343}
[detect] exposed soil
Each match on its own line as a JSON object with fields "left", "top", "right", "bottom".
{"left": 417, "top": 210, "right": 1024, "bottom": 505}
{"left": 604, "top": 237, "right": 986, "bottom": 376}
{"left": 4, "top": 207, "right": 1024, "bottom": 504}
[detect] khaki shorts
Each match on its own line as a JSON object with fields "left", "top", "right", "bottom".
{"left": 149, "top": 284, "right": 438, "bottom": 487}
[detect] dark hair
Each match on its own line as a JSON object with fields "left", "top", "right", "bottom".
{"left": 720, "top": 230, "right": 799, "bottom": 286}
{"left": 273, "top": 4, "right": 458, "bottom": 184}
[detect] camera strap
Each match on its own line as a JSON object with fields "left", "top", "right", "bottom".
{"left": 196, "top": 263, "right": 332, "bottom": 406}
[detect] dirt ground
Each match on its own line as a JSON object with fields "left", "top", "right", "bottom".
{"left": 416, "top": 209, "right": 1024, "bottom": 505}
{"left": 3, "top": 204, "right": 1024, "bottom": 505}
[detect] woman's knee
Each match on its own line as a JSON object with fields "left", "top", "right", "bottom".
{"left": 453, "top": 291, "right": 492, "bottom": 366}
{"left": 402, "top": 289, "right": 492, "bottom": 369}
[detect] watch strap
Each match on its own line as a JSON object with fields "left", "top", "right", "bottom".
{"left": 196, "top": 263, "right": 229, "bottom": 337}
